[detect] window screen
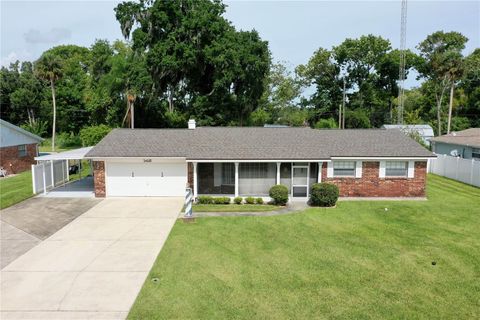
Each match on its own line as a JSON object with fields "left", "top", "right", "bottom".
{"left": 239, "top": 163, "right": 276, "bottom": 196}
{"left": 385, "top": 161, "right": 408, "bottom": 177}
{"left": 18, "top": 145, "right": 27, "bottom": 157}
{"left": 472, "top": 148, "right": 480, "bottom": 160}
{"left": 222, "top": 163, "right": 235, "bottom": 185}
{"left": 333, "top": 161, "right": 355, "bottom": 177}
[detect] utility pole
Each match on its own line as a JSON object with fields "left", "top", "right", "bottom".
{"left": 338, "top": 104, "right": 342, "bottom": 129}
{"left": 342, "top": 78, "right": 346, "bottom": 129}
{"left": 397, "top": 0, "right": 407, "bottom": 124}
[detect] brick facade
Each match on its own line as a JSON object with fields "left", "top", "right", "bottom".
{"left": 321, "top": 161, "right": 427, "bottom": 197}
{"left": 0, "top": 143, "right": 38, "bottom": 174}
{"left": 187, "top": 162, "right": 194, "bottom": 193}
{"left": 93, "top": 161, "right": 106, "bottom": 197}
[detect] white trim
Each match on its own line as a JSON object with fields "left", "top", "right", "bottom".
{"left": 88, "top": 157, "right": 186, "bottom": 161}
{"left": 407, "top": 161, "right": 415, "bottom": 178}
{"left": 317, "top": 162, "right": 323, "bottom": 182}
{"left": 193, "top": 162, "right": 198, "bottom": 198}
{"left": 276, "top": 162, "right": 280, "bottom": 185}
{"left": 188, "top": 159, "right": 331, "bottom": 163}
{"left": 331, "top": 156, "right": 433, "bottom": 160}
{"left": 327, "top": 162, "right": 334, "bottom": 178}
{"left": 31, "top": 164, "right": 36, "bottom": 194}
{"left": 379, "top": 161, "right": 386, "bottom": 178}
{"left": 355, "top": 161, "right": 363, "bottom": 178}
{"left": 234, "top": 162, "right": 239, "bottom": 197}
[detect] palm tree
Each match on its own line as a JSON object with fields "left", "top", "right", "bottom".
{"left": 35, "top": 53, "right": 62, "bottom": 151}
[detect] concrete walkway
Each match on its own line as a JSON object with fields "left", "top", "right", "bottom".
{"left": 0, "top": 197, "right": 183, "bottom": 320}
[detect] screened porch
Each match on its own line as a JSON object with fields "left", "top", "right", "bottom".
{"left": 192, "top": 162, "right": 322, "bottom": 198}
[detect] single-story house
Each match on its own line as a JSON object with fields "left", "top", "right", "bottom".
{"left": 0, "top": 119, "right": 43, "bottom": 175}
{"left": 430, "top": 128, "right": 480, "bottom": 160}
{"left": 381, "top": 124, "right": 434, "bottom": 147}
{"left": 84, "top": 120, "right": 434, "bottom": 200}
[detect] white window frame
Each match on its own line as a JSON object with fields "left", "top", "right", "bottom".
{"left": 380, "top": 160, "right": 415, "bottom": 178}
{"left": 18, "top": 144, "right": 27, "bottom": 157}
{"left": 332, "top": 161, "right": 356, "bottom": 177}
{"left": 385, "top": 161, "right": 408, "bottom": 177}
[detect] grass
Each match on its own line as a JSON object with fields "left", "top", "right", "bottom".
{"left": 128, "top": 174, "right": 480, "bottom": 319}
{"left": 193, "top": 204, "right": 281, "bottom": 212}
{"left": 0, "top": 171, "right": 34, "bottom": 209}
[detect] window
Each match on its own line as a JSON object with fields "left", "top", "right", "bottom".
{"left": 333, "top": 161, "right": 355, "bottom": 177}
{"left": 385, "top": 161, "right": 408, "bottom": 177}
{"left": 222, "top": 163, "right": 235, "bottom": 185}
{"left": 472, "top": 148, "right": 480, "bottom": 160}
{"left": 18, "top": 145, "right": 27, "bottom": 157}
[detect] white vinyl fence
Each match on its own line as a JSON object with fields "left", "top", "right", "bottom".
{"left": 32, "top": 160, "right": 69, "bottom": 194}
{"left": 429, "top": 154, "right": 480, "bottom": 187}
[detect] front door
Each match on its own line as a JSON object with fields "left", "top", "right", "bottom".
{"left": 292, "top": 164, "right": 309, "bottom": 197}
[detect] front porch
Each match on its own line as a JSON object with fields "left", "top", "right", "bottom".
{"left": 189, "top": 161, "right": 327, "bottom": 200}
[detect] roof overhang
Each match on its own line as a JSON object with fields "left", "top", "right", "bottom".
{"left": 35, "top": 147, "right": 94, "bottom": 161}
{"left": 330, "top": 156, "right": 436, "bottom": 160}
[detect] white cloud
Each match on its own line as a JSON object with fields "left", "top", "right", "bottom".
{"left": 1, "top": 51, "right": 33, "bottom": 67}
{"left": 23, "top": 28, "right": 71, "bottom": 44}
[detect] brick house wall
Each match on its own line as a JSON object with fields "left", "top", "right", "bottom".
{"left": 321, "top": 161, "right": 427, "bottom": 197}
{"left": 0, "top": 143, "right": 38, "bottom": 174}
{"left": 93, "top": 161, "right": 106, "bottom": 197}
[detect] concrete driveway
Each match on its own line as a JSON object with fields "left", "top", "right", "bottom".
{"left": 1, "top": 197, "right": 102, "bottom": 268}
{"left": 0, "top": 197, "right": 183, "bottom": 320}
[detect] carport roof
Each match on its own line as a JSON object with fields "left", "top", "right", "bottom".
{"left": 35, "top": 146, "right": 94, "bottom": 161}
{"left": 86, "top": 127, "right": 435, "bottom": 160}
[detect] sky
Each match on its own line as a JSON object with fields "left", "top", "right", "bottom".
{"left": 1, "top": 0, "right": 479, "bottom": 87}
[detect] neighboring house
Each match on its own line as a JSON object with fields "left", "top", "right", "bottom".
{"left": 85, "top": 120, "right": 434, "bottom": 200}
{"left": 382, "top": 124, "right": 434, "bottom": 147}
{"left": 430, "top": 128, "right": 480, "bottom": 160}
{"left": 0, "top": 119, "right": 43, "bottom": 175}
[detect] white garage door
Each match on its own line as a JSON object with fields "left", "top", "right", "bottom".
{"left": 106, "top": 162, "right": 187, "bottom": 197}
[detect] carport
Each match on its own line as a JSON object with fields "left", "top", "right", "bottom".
{"left": 32, "top": 147, "right": 94, "bottom": 197}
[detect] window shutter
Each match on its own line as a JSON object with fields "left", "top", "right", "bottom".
{"left": 355, "top": 161, "right": 362, "bottom": 178}
{"left": 379, "top": 161, "right": 386, "bottom": 178}
{"left": 407, "top": 161, "right": 415, "bottom": 178}
{"left": 327, "top": 162, "right": 333, "bottom": 178}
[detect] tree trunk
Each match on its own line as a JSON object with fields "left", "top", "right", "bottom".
{"left": 168, "top": 88, "right": 174, "bottom": 113}
{"left": 447, "top": 82, "right": 455, "bottom": 134}
{"left": 50, "top": 78, "right": 56, "bottom": 152}
{"left": 131, "top": 101, "right": 135, "bottom": 129}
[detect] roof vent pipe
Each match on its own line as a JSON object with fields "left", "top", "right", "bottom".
{"left": 188, "top": 119, "right": 196, "bottom": 130}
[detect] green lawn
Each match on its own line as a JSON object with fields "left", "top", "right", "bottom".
{"left": 193, "top": 204, "right": 281, "bottom": 212}
{"left": 0, "top": 171, "right": 34, "bottom": 209}
{"left": 129, "top": 174, "right": 480, "bottom": 319}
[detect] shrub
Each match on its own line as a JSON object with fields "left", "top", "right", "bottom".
{"left": 245, "top": 196, "right": 255, "bottom": 204}
{"left": 213, "top": 197, "right": 230, "bottom": 204}
{"left": 310, "top": 183, "right": 339, "bottom": 207}
{"left": 197, "top": 196, "right": 214, "bottom": 204}
{"left": 79, "top": 125, "right": 112, "bottom": 146}
{"left": 57, "top": 132, "right": 82, "bottom": 148}
{"left": 234, "top": 197, "right": 243, "bottom": 204}
{"left": 269, "top": 184, "right": 289, "bottom": 205}
{"left": 256, "top": 197, "right": 264, "bottom": 204}
{"left": 21, "top": 118, "right": 47, "bottom": 137}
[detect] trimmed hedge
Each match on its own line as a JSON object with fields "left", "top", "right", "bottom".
{"left": 245, "top": 197, "right": 255, "bottom": 204}
{"left": 255, "top": 197, "right": 264, "bottom": 204}
{"left": 213, "top": 197, "right": 231, "bottom": 204}
{"left": 197, "top": 196, "right": 214, "bottom": 204}
{"left": 269, "top": 184, "right": 289, "bottom": 205}
{"left": 310, "top": 183, "right": 339, "bottom": 207}
{"left": 234, "top": 197, "right": 243, "bottom": 204}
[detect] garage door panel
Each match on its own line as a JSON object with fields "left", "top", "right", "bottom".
{"left": 106, "top": 162, "right": 187, "bottom": 197}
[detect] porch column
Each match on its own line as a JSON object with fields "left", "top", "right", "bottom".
{"left": 276, "top": 162, "right": 281, "bottom": 185}
{"left": 234, "top": 162, "right": 239, "bottom": 197}
{"left": 193, "top": 162, "right": 198, "bottom": 198}
{"left": 318, "top": 162, "right": 323, "bottom": 183}
{"left": 50, "top": 160, "right": 55, "bottom": 188}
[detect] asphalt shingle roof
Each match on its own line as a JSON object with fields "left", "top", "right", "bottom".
{"left": 430, "top": 128, "right": 480, "bottom": 148}
{"left": 86, "top": 127, "right": 434, "bottom": 160}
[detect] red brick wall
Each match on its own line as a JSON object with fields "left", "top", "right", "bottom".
{"left": 93, "top": 161, "right": 106, "bottom": 197}
{"left": 321, "top": 161, "right": 427, "bottom": 197}
{"left": 187, "top": 162, "right": 194, "bottom": 193}
{"left": 0, "top": 143, "right": 38, "bottom": 174}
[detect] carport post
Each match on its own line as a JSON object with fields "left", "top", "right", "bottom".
{"left": 31, "top": 164, "right": 36, "bottom": 194}
{"left": 66, "top": 160, "right": 70, "bottom": 182}
{"left": 51, "top": 160, "right": 54, "bottom": 188}
{"left": 42, "top": 163, "right": 47, "bottom": 195}
{"left": 193, "top": 162, "right": 198, "bottom": 198}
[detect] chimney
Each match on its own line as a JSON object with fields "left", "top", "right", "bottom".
{"left": 188, "top": 119, "right": 196, "bottom": 130}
